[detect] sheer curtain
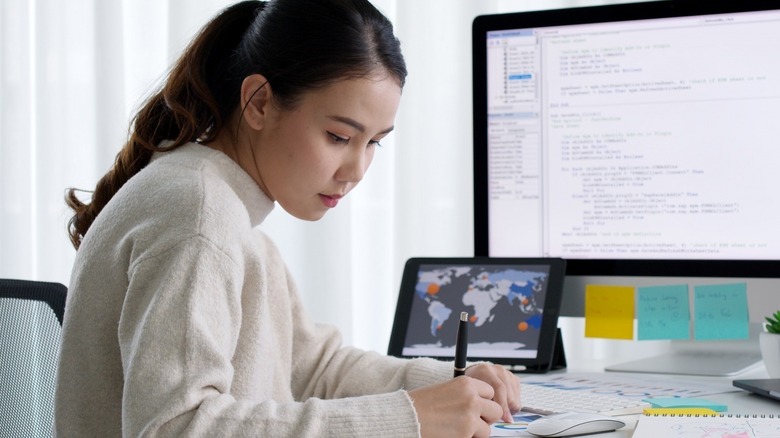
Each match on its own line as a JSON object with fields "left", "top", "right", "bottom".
{"left": 0, "top": 0, "right": 632, "bottom": 355}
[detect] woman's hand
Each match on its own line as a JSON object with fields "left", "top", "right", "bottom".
{"left": 465, "top": 363, "right": 521, "bottom": 423}
{"left": 408, "top": 376, "right": 504, "bottom": 438}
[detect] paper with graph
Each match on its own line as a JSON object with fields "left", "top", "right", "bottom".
{"left": 632, "top": 413, "right": 780, "bottom": 438}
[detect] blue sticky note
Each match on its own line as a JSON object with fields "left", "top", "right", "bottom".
{"left": 643, "top": 397, "right": 727, "bottom": 412}
{"left": 693, "top": 283, "right": 749, "bottom": 340}
{"left": 637, "top": 285, "right": 690, "bottom": 340}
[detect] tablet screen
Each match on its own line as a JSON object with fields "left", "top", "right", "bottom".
{"left": 388, "top": 257, "right": 566, "bottom": 370}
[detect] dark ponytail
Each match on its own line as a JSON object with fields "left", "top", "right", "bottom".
{"left": 66, "top": 1, "right": 265, "bottom": 249}
{"left": 66, "top": 0, "right": 406, "bottom": 249}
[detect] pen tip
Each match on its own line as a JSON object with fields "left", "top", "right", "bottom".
{"left": 460, "top": 311, "right": 468, "bottom": 321}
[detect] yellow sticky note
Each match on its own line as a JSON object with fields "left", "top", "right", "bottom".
{"left": 585, "top": 285, "right": 635, "bottom": 339}
{"left": 643, "top": 408, "right": 718, "bottom": 415}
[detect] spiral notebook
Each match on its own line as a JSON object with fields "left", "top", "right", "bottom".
{"left": 632, "top": 413, "right": 780, "bottom": 438}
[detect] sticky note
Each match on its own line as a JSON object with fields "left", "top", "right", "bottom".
{"left": 643, "top": 397, "right": 727, "bottom": 412}
{"left": 693, "top": 283, "right": 749, "bottom": 340}
{"left": 643, "top": 408, "right": 718, "bottom": 415}
{"left": 585, "top": 285, "right": 634, "bottom": 339}
{"left": 637, "top": 285, "right": 690, "bottom": 340}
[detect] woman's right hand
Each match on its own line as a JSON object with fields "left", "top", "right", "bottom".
{"left": 408, "top": 376, "right": 504, "bottom": 438}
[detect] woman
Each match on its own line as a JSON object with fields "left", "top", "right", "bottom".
{"left": 55, "top": 0, "right": 520, "bottom": 436}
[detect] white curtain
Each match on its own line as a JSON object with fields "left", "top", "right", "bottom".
{"left": 0, "top": 0, "right": 634, "bottom": 355}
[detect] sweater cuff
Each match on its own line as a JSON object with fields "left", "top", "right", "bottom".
{"left": 403, "top": 357, "right": 453, "bottom": 389}
{"left": 319, "top": 390, "right": 419, "bottom": 437}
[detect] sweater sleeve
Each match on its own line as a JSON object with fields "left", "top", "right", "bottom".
{"left": 118, "top": 235, "right": 433, "bottom": 437}
{"left": 287, "top": 285, "right": 454, "bottom": 402}
{"left": 279, "top": 258, "right": 454, "bottom": 402}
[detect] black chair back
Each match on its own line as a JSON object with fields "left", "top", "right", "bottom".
{"left": 0, "top": 279, "right": 67, "bottom": 438}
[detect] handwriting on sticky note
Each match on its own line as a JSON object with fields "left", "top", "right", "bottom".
{"left": 693, "top": 283, "right": 749, "bottom": 340}
{"left": 585, "top": 285, "right": 634, "bottom": 339}
{"left": 637, "top": 285, "right": 690, "bottom": 340}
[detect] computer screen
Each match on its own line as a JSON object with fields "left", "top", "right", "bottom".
{"left": 472, "top": 0, "right": 780, "bottom": 277}
{"left": 387, "top": 257, "right": 567, "bottom": 371}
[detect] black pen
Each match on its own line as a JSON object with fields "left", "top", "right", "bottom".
{"left": 454, "top": 311, "right": 469, "bottom": 377}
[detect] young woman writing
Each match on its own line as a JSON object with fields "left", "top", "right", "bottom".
{"left": 55, "top": 1, "right": 520, "bottom": 436}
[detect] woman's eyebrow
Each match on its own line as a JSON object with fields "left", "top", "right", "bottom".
{"left": 327, "top": 115, "right": 394, "bottom": 135}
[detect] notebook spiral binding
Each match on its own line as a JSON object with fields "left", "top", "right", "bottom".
{"left": 648, "top": 413, "right": 778, "bottom": 418}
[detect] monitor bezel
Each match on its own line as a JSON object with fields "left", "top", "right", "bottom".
{"left": 472, "top": 0, "right": 780, "bottom": 277}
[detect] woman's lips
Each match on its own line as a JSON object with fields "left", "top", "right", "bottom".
{"left": 319, "top": 194, "right": 342, "bottom": 208}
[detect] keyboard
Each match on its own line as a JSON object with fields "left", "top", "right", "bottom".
{"left": 520, "top": 383, "right": 651, "bottom": 416}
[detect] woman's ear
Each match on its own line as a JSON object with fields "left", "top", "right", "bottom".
{"left": 240, "top": 74, "right": 272, "bottom": 130}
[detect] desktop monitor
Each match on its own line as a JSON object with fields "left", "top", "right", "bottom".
{"left": 472, "top": 0, "right": 780, "bottom": 278}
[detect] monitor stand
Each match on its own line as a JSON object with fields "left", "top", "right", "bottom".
{"left": 605, "top": 323, "right": 764, "bottom": 377}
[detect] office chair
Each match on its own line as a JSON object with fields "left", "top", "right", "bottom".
{"left": 0, "top": 279, "right": 67, "bottom": 438}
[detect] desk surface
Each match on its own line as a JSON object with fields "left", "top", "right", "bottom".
{"left": 507, "top": 359, "right": 780, "bottom": 437}
{"left": 499, "top": 317, "right": 780, "bottom": 437}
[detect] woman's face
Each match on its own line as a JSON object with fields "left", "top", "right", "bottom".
{"left": 252, "top": 74, "right": 401, "bottom": 221}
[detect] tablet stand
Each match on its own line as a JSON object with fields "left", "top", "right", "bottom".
{"left": 521, "top": 328, "right": 567, "bottom": 373}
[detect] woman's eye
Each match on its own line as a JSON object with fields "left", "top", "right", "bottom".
{"left": 368, "top": 139, "right": 383, "bottom": 148}
{"left": 328, "top": 132, "right": 349, "bottom": 144}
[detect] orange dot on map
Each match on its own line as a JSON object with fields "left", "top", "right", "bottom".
{"left": 522, "top": 298, "right": 529, "bottom": 305}
{"left": 518, "top": 321, "right": 529, "bottom": 331}
{"left": 469, "top": 315, "right": 478, "bottom": 323}
{"left": 437, "top": 324, "right": 442, "bottom": 330}
{"left": 427, "top": 283, "right": 440, "bottom": 295}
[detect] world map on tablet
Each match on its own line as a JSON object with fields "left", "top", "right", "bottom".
{"left": 401, "top": 264, "right": 552, "bottom": 359}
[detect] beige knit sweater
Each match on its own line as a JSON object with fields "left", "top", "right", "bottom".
{"left": 55, "top": 143, "right": 451, "bottom": 437}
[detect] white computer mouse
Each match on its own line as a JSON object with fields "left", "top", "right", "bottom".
{"left": 526, "top": 412, "right": 626, "bottom": 437}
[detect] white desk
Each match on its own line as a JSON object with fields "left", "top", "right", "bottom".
{"left": 506, "top": 357, "right": 780, "bottom": 437}
{"left": 483, "top": 316, "right": 780, "bottom": 436}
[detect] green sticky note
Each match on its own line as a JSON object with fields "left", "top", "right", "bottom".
{"left": 693, "top": 283, "right": 749, "bottom": 340}
{"left": 643, "top": 397, "right": 727, "bottom": 412}
{"left": 585, "top": 285, "right": 635, "bottom": 340}
{"left": 637, "top": 285, "right": 690, "bottom": 340}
